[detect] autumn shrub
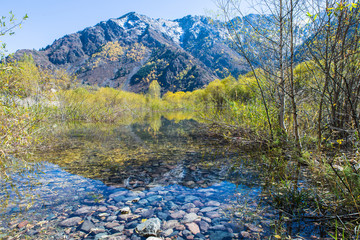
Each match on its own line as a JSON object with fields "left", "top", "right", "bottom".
{"left": 56, "top": 86, "right": 159, "bottom": 122}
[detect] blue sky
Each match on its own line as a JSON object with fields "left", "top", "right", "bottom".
{"left": 0, "top": 0, "right": 234, "bottom": 54}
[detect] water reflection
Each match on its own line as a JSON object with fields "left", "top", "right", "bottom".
{"left": 0, "top": 113, "right": 326, "bottom": 239}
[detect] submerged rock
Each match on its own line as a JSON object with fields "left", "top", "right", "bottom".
{"left": 81, "top": 220, "right": 95, "bottom": 232}
{"left": 170, "top": 210, "right": 186, "bottom": 219}
{"left": 120, "top": 207, "right": 131, "bottom": 214}
{"left": 182, "top": 213, "right": 200, "bottom": 223}
{"left": 185, "top": 222, "right": 200, "bottom": 235}
{"left": 135, "top": 218, "right": 161, "bottom": 237}
{"left": 59, "top": 217, "right": 82, "bottom": 227}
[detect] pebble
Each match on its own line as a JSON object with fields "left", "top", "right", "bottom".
{"left": 17, "top": 220, "right": 29, "bottom": 229}
{"left": 205, "top": 212, "right": 221, "bottom": 219}
{"left": 182, "top": 213, "right": 200, "bottom": 223}
{"left": 185, "top": 222, "right": 200, "bottom": 235}
{"left": 170, "top": 210, "right": 186, "bottom": 219}
{"left": 181, "top": 203, "right": 196, "bottom": 209}
{"left": 59, "top": 217, "right": 82, "bottom": 227}
{"left": 163, "top": 228, "right": 174, "bottom": 236}
{"left": 200, "top": 207, "right": 218, "bottom": 213}
{"left": 120, "top": 207, "right": 131, "bottom": 214}
{"left": 75, "top": 206, "right": 96, "bottom": 215}
{"left": 245, "top": 223, "right": 264, "bottom": 232}
{"left": 241, "top": 231, "right": 251, "bottom": 238}
{"left": 135, "top": 218, "right": 161, "bottom": 237}
{"left": 139, "top": 199, "right": 149, "bottom": 205}
{"left": 107, "top": 216, "right": 118, "bottom": 221}
{"left": 90, "top": 227, "right": 106, "bottom": 234}
{"left": 163, "top": 220, "right": 180, "bottom": 230}
{"left": 206, "top": 201, "right": 220, "bottom": 207}
{"left": 141, "top": 209, "right": 155, "bottom": 218}
{"left": 81, "top": 220, "right": 95, "bottom": 232}
{"left": 105, "top": 222, "right": 120, "bottom": 229}
{"left": 98, "top": 206, "right": 108, "bottom": 212}
{"left": 198, "top": 221, "right": 209, "bottom": 232}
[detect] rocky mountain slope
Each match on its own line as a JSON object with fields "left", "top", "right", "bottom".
{"left": 14, "top": 12, "right": 250, "bottom": 93}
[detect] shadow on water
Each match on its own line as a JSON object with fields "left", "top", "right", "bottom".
{"left": 0, "top": 112, "right": 329, "bottom": 239}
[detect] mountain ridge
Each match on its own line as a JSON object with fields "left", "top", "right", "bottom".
{"left": 12, "top": 12, "right": 250, "bottom": 93}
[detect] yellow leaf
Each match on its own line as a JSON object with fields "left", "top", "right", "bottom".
{"left": 274, "top": 235, "right": 281, "bottom": 239}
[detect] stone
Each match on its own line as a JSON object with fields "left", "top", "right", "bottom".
{"left": 163, "top": 228, "right": 173, "bottom": 237}
{"left": 110, "top": 191, "right": 128, "bottom": 199}
{"left": 185, "top": 222, "right": 200, "bottom": 235}
{"left": 147, "top": 195, "right": 162, "bottom": 202}
{"left": 105, "top": 222, "right": 120, "bottom": 229}
{"left": 170, "top": 210, "right": 186, "bottom": 219}
{"left": 95, "top": 233, "right": 109, "bottom": 240}
{"left": 241, "top": 231, "right": 251, "bottom": 238}
{"left": 206, "top": 201, "right": 220, "bottom": 207}
{"left": 168, "top": 201, "right": 179, "bottom": 210}
{"left": 98, "top": 206, "right": 108, "bottom": 212}
{"left": 135, "top": 218, "right": 161, "bottom": 237}
{"left": 139, "top": 199, "right": 149, "bottom": 205}
{"left": 182, "top": 203, "right": 196, "bottom": 209}
{"left": 185, "top": 181, "right": 195, "bottom": 186}
{"left": 113, "top": 225, "right": 125, "bottom": 232}
{"left": 108, "top": 236, "right": 127, "bottom": 240}
{"left": 91, "top": 227, "right": 106, "bottom": 234}
{"left": 209, "top": 230, "right": 233, "bottom": 240}
{"left": 200, "top": 207, "right": 219, "bottom": 213}
{"left": 205, "top": 212, "right": 221, "bottom": 219}
{"left": 120, "top": 207, "right": 131, "bottom": 214}
{"left": 182, "top": 213, "right": 200, "bottom": 223}
{"left": 210, "top": 225, "right": 226, "bottom": 231}
{"left": 184, "top": 196, "right": 198, "bottom": 202}
{"left": 127, "top": 197, "right": 140, "bottom": 203}
{"left": 163, "top": 220, "right": 180, "bottom": 230}
{"left": 245, "top": 223, "right": 263, "bottom": 232}
{"left": 59, "top": 217, "right": 82, "bottom": 227}
{"left": 182, "top": 230, "right": 192, "bottom": 237}
{"left": 126, "top": 221, "right": 139, "bottom": 229}
{"left": 141, "top": 209, "right": 155, "bottom": 218}
{"left": 175, "top": 225, "right": 186, "bottom": 231}
{"left": 202, "top": 217, "right": 212, "bottom": 223}
{"left": 226, "top": 223, "right": 244, "bottom": 233}
{"left": 188, "top": 208, "right": 199, "bottom": 214}
{"left": 76, "top": 206, "right": 96, "bottom": 215}
{"left": 158, "top": 212, "right": 169, "bottom": 220}
{"left": 118, "top": 214, "right": 133, "bottom": 221}
{"left": 147, "top": 237, "right": 163, "bottom": 240}
{"left": 99, "top": 213, "right": 110, "bottom": 217}
{"left": 193, "top": 200, "right": 204, "bottom": 207}
{"left": 107, "top": 216, "right": 118, "bottom": 222}
{"left": 17, "top": 220, "right": 29, "bottom": 229}
{"left": 198, "top": 221, "right": 209, "bottom": 232}
{"left": 81, "top": 220, "right": 95, "bottom": 232}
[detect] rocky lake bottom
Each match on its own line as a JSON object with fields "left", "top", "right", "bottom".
{"left": 0, "top": 117, "right": 328, "bottom": 239}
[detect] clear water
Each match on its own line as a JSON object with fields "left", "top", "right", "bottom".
{"left": 0, "top": 116, "right": 326, "bottom": 239}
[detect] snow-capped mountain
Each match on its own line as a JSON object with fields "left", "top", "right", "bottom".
{"left": 13, "top": 12, "right": 313, "bottom": 93}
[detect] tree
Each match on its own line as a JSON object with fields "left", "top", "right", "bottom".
{"left": 216, "top": 0, "right": 304, "bottom": 149}
{"left": 305, "top": 0, "right": 360, "bottom": 145}
{"left": 148, "top": 80, "right": 161, "bottom": 99}
{"left": 0, "top": 11, "right": 28, "bottom": 58}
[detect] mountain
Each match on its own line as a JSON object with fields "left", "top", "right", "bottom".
{"left": 13, "top": 12, "right": 249, "bottom": 94}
